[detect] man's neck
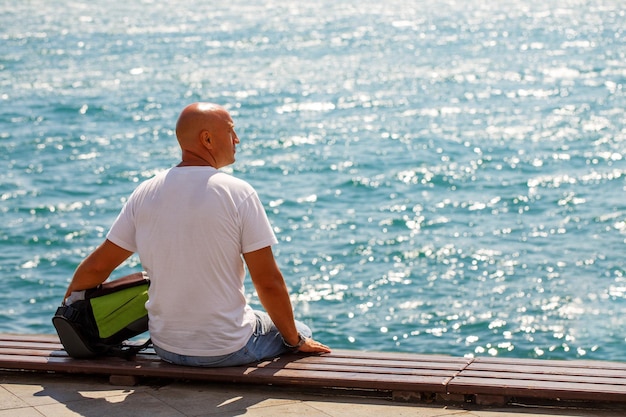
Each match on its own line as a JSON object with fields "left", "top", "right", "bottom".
{"left": 177, "top": 160, "right": 214, "bottom": 167}
{"left": 177, "top": 150, "right": 216, "bottom": 168}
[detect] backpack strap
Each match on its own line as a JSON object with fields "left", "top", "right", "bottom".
{"left": 106, "top": 338, "right": 153, "bottom": 360}
{"left": 57, "top": 304, "right": 80, "bottom": 321}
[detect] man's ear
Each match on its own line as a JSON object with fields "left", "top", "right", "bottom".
{"left": 200, "top": 130, "right": 212, "bottom": 148}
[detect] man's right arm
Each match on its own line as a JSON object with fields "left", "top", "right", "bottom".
{"left": 244, "top": 246, "right": 331, "bottom": 354}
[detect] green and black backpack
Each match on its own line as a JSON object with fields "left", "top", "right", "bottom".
{"left": 52, "top": 272, "right": 151, "bottom": 358}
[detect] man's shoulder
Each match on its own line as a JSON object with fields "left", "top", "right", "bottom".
{"left": 134, "top": 169, "right": 170, "bottom": 189}
{"left": 140, "top": 167, "right": 256, "bottom": 196}
{"left": 213, "top": 171, "right": 254, "bottom": 190}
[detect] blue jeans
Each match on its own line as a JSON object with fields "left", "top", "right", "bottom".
{"left": 153, "top": 311, "right": 312, "bottom": 367}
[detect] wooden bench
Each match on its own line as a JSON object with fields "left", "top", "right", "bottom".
{"left": 1, "top": 334, "right": 625, "bottom": 407}
{"left": 448, "top": 356, "right": 626, "bottom": 405}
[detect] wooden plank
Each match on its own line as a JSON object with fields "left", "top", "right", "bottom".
{"left": 467, "top": 362, "right": 626, "bottom": 377}
{"left": 2, "top": 351, "right": 452, "bottom": 392}
{"left": 319, "top": 349, "right": 469, "bottom": 364}
{"left": 468, "top": 358, "right": 626, "bottom": 376}
{"left": 0, "top": 353, "right": 451, "bottom": 392}
{"left": 471, "top": 356, "right": 626, "bottom": 371}
{"left": 0, "top": 336, "right": 467, "bottom": 368}
{"left": 451, "top": 358, "right": 626, "bottom": 402}
{"left": 250, "top": 369, "right": 449, "bottom": 392}
{"left": 460, "top": 367, "right": 626, "bottom": 381}
{"left": 458, "top": 370, "right": 626, "bottom": 387}
{"left": 0, "top": 341, "right": 64, "bottom": 351}
{"left": 449, "top": 376, "right": 626, "bottom": 401}
{"left": 0, "top": 334, "right": 61, "bottom": 344}
{"left": 261, "top": 352, "right": 469, "bottom": 371}
{"left": 261, "top": 361, "right": 458, "bottom": 378}
{"left": 0, "top": 336, "right": 465, "bottom": 364}
{"left": 0, "top": 347, "right": 67, "bottom": 357}
{"left": 0, "top": 353, "right": 252, "bottom": 381}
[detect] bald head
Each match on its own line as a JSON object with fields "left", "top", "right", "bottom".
{"left": 176, "top": 103, "right": 226, "bottom": 145}
{"left": 175, "top": 103, "right": 239, "bottom": 168}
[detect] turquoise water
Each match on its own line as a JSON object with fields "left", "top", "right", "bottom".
{"left": 2, "top": 0, "right": 625, "bottom": 361}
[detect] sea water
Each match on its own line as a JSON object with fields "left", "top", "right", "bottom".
{"left": 1, "top": 0, "right": 625, "bottom": 361}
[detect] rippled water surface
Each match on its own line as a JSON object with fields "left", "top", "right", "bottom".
{"left": 2, "top": 0, "right": 625, "bottom": 361}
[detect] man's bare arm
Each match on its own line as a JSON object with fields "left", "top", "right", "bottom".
{"left": 244, "top": 246, "right": 330, "bottom": 353}
{"left": 64, "top": 239, "right": 133, "bottom": 299}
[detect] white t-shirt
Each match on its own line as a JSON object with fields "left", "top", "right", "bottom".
{"left": 107, "top": 166, "right": 278, "bottom": 356}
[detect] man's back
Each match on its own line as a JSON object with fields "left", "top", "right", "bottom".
{"left": 107, "top": 166, "right": 278, "bottom": 356}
